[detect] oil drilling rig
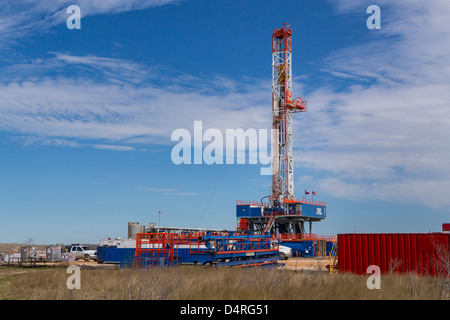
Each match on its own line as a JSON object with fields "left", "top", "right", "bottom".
{"left": 107, "top": 24, "right": 331, "bottom": 269}
{"left": 236, "top": 24, "right": 327, "bottom": 241}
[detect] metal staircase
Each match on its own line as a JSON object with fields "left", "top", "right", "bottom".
{"left": 329, "top": 235, "right": 338, "bottom": 274}
{"left": 264, "top": 214, "right": 276, "bottom": 233}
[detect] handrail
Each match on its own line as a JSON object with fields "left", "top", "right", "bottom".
{"left": 135, "top": 232, "right": 279, "bottom": 258}
{"left": 237, "top": 198, "right": 326, "bottom": 207}
{"left": 277, "top": 233, "right": 335, "bottom": 242}
{"left": 236, "top": 200, "right": 267, "bottom": 207}
{"left": 285, "top": 197, "right": 326, "bottom": 206}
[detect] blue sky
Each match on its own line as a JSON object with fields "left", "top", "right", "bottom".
{"left": 1, "top": 0, "right": 449, "bottom": 244}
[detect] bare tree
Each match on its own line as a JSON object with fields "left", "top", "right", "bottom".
{"left": 407, "top": 272, "right": 423, "bottom": 299}
{"left": 388, "top": 257, "right": 402, "bottom": 274}
{"left": 430, "top": 234, "right": 450, "bottom": 300}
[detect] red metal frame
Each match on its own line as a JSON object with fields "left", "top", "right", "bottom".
{"left": 134, "top": 233, "right": 178, "bottom": 261}
{"left": 237, "top": 197, "right": 326, "bottom": 207}
{"left": 237, "top": 218, "right": 249, "bottom": 231}
{"left": 278, "top": 233, "right": 335, "bottom": 242}
{"left": 135, "top": 231, "right": 278, "bottom": 255}
{"left": 272, "top": 24, "right": 292, "bottom": 53}
{"left": 283, "top": 197, "right": 326, "bottom": 206}
{"left": 209, "top": 237, "right": 279, "bottom": 256}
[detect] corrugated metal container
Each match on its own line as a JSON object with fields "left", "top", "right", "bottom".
{"left": 338, "top": 233, "right": 449, "bottom": 276}
{"left": 236, "top": 205, "right": 263, "bottom": 218}
{"left": 443, "top": 223, "right": 450, "bottom": 232}
{"left": 61, "top": 253, "right": 76, "bottom": 263}
{"left": 97, "top": 246, "right": 135, "bottom": 264}
{"left": 20, "top": 246, "right": 36, "bottom": 259}
{"left": 300, "top": 203, "right": 326, "bottom": 219}
{"left": 46, "top": 246, "right": 62, "bottom": 262}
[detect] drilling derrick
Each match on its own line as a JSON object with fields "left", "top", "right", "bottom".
{"left": 236, "top": 24, "right": 327, "bottom": 242}
{"left": 271, "top": 23, "right": 307, "bottom": 206}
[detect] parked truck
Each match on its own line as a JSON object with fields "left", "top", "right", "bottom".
{"left": 67, "top": 245, "right": 97, "bottom": 262}
{"left": 278, "top": 245, "right": 292, "bottom": 260}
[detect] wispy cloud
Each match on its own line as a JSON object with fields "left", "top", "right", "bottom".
{"left": 326, "top": 0, "right": 450, "bottom": 86}
{"left": 0, "top": 1, "right": 183, "bottom": 47}
{"left": 295, "top": 0, "right": 450, "bottom": 208}
{"left": 93, "top": 144, "right": 135, "bottom": 151}
{"left": 0, "top": 53, "right": 271, "bottom": 148}
{"left": 1, "top": 1, "right": 450, "bottom": 211}
{"left": 0, "top": 52, "right": 150, "bottom": 85}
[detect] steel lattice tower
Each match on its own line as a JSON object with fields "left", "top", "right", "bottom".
{"left": 236, "top": 24, "right": 325, "bottom": 237}
{"left": 271, "top": 24, "right": 307, "bottom": 207}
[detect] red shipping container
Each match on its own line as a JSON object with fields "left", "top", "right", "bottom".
{"left": 443, "top": 223, "right": 450, "bottom": 232}
{"left": 337, "top": 233, "right": 449, "bottom": 276}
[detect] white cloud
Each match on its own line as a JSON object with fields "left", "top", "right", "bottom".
{"left": 93, "top": 144, "right": 135, "bottom": 151}
{"left": 1, "top": 0, "right": 450, "bottom": 211}
{"left": 0, "top": 53, "right": 271, "bottom": 148}
{"left": 0, "top": 0, "right": 182, "bottom": 46}
{"left": 294, "top": 0, "right": 450, "bottom": 208}
{"left": 327, "top": 0, "right": 450, "bottom": 85}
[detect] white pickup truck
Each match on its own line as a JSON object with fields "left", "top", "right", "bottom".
{"left": 278, "top": 245, "right": 293, "bottom": 260}
{"left": 69, "top": 245, "right": 97, "bottom": 262}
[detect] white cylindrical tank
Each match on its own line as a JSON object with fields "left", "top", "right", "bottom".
{"left": 128, "top": 222, "right": 144, "bottom": 239}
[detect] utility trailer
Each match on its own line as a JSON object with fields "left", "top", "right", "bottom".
{"left": 126, "top": 231, "right": 281, "bottom": 269}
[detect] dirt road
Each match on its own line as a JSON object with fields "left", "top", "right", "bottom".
{"left": 281, "top": 257, "right": 330, "bottom": 271}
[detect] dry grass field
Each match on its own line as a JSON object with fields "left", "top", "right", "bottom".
{"left": 0, "top": 261, "right": 446, "bottom": 300}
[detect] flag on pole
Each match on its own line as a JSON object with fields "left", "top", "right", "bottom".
{"left": 158, "top": 211, "right": 161, "bottom": 229}
{"left": 312, "top": 191, "right": 316, "bottom": 196}
{"left": 305, "top": 190, "right": 310, "bottom": 195}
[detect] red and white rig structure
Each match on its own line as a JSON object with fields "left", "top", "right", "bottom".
{"left": 236, "top": 24, "right": 327, "bottom": 239}
{"left": 271, "top": 23, "right": 307, "bottom": 206}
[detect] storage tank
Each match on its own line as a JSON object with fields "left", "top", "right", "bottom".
{"left": 128, "top": 222, "right": 144, "bottom": 239}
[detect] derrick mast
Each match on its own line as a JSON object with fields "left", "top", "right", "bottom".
{"left": 271, "top": 23, "right": 306, "bottom": 206}
{"left": 236, "top": 24, "right": 326, "bottom": 239}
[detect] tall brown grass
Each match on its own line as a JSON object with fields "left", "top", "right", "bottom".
{"left": 0, "top": 266, "right": 445, "bottom": 300}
